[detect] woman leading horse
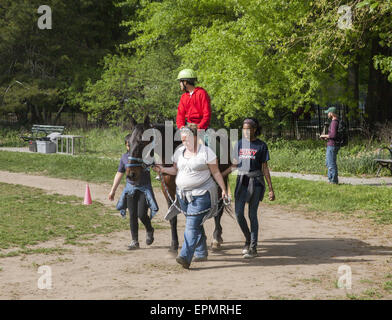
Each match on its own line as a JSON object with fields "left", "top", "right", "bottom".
{"left": 153, "top": 125, "right": 228, "bottom": 269}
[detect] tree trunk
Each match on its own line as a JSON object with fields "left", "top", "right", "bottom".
{"left": 53, "top": 100, "right": 66, "bottom": 125}
{"left": 347, "top": 61, "right": 359, "bottom": 114}
{"left": 365, "top": 38, "right": 392, "bottom": 126}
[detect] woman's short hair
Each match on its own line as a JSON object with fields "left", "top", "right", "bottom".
{"left": 181, "top": 124, "right": 198, "bottom": 137}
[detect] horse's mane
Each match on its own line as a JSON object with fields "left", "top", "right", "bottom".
{"left": 152, "top": 123, "right": 182, "bottom": 165}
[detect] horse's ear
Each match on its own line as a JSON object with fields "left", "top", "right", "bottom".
{"left": 144, "top": 115, "right": 150, "bottom": 127}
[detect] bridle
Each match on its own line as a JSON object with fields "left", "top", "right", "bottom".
{"left": 125, "top": 156, "right": 154, "bottom": 171}
{"left": 126, "top": 126, "right": 157, "bottom": 172}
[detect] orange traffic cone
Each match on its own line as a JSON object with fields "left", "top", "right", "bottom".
{"left": 84, "top": 184, "right": 92, "bottom": 205}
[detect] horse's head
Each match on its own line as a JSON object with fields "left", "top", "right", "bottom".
{"left": 126, "top": 116, "right": 152, "bottom": 183}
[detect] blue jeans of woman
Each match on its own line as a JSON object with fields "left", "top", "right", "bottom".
{"left": 235, "top": 185, "right": 264, "bottom": 249}
{"left": 326, "top": 146, "right": 340, "bottom": 184}
{"left": 177, "top": 192, "right": 211, "bottom": 264}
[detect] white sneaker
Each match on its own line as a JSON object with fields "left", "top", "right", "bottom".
{"left": 243, "top": 247, "right": 257, "bottom": 259}
{"left": 242, "top": 244, "right": 250, "bottom": 254}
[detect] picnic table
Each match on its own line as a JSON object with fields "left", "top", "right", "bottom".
{"left": 56, "top": 135, "right": 85, "bottom": 155}
{"left": 374, "top": 147, "right": 392, "bottom": 176}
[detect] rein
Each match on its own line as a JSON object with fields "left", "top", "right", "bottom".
{"left": 126, "top": 127, "right": 158, "bottom": 171}
{"left": 158, "top": 171, "right": 232, "bottom": 217}
{"left": 125, "top": 156, "right": 154, "bottom": 171}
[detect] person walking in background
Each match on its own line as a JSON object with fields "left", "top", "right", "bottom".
{"left": 320, "top": 107, "right": 340, "bottom": 184}
{"left": 222, "top": 117, "right": 275, "bottom": 259}
{"left": 108, "top": 134, "right": 157, "bottom": 250}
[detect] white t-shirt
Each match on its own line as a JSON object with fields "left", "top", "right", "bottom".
{"left": 173, "top": 144, "right": 217, "bottom": 190}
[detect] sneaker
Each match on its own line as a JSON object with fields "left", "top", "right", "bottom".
{"left": 176, "top": 256, "right": 190, "bottom": 269}
{"left": 193, "top": 256, "right": 208, "bottom": 262}
{"left": 146, "top": 228, "right": 154, "bottom": 245}
{"left": 243, "top": 247, "right": 257, "bottom": 259}
{"left": 155, "top": 175, "right": 161, "bottom": 181}
{"left": 127, "top": 240, "right": 140, "bottom": 250}
{"left": 242, "top": 243, "right": 250, "bottom": 254}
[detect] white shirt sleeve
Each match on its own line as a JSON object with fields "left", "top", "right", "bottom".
{"left": 172, "top": 145, "right": 184, "bottom": 164}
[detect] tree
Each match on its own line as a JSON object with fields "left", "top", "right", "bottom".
{"left": 79, "top": 44, "right": 180, "bottom": 126}
{"left": 0, "top": 0, "right": 130, "bottom": 124}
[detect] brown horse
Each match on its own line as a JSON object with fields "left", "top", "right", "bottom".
{"left": 126, "top": 116, "right": 231, "bottom": 253}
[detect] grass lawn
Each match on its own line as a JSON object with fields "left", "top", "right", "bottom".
{"left": 0, "top": 151, "right": 162, "bottom": 188}
{"left": 0, "top": 182, "right": 164, "bottom": 254}
{"left": 2, "top": 126, "right": 390, "bottom": 177}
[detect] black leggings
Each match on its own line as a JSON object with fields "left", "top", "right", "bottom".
{"left": 127, "top": 190, "right": 153, "bottom": 241}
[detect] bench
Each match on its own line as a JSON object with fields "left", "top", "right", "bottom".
{"left": 20, "top": 125, "right": 65, "bottom": 152}
{"left": 374, "top": 147, "right": 392, "bottom": 176}
{"left": 20, "top": 124, "right": 65, "bottom": 141}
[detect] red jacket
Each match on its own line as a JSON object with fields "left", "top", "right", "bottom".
{"left": 176, "top": 87, "right": 211, "bottom": 130}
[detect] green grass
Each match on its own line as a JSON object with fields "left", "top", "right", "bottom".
{"left": 229, "top": 175, "right": 392, "bottom": 224}
{"left": 0, "top": 182, "right": 132, "bottom": 250}
{"left": 383, "top": 281, "right": 392, "bottom": 292}
{"left": 0, "top": 150, "right": 162, "bottom": 187}
{"left": 267, "top": 138, "right": 383, "bottom": 177}
{"left": 2, "top": 126, "right": 390, "bottom": 177}
{"left": 1, "top": 126, "right": 129, "bottom": 158}
{"left": 66, "top": 127, "right": 129, "bottom": 158}
{"left": 0, "top": 150, "right": 118, "bottom": 183}
{"left": 0, "top": 126, "right": 27, "bottom": 147}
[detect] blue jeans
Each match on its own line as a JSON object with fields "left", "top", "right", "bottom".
{"left": 178, "top": 192, "right": 211, "bottom": 263}
{"left": 326, "top": 146, "right": 340, "bottom": 184}
{"left": 234, "top": 185, "right": 264, "bottom": 249}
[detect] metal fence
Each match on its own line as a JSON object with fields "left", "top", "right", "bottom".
{"left": 261, "top": 105, "right": 365, "bottom": 140}
{"left": 1, "top": 105, "right": 366, "bottom": 140}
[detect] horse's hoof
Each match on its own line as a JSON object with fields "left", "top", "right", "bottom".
{"left": 211, "top": 240, "right": 221, "bottom": 251}
{"left": 166, "top": 249, "right": 178, "bottom": 258}
{"left": 168, "top": 241, "right": 179, "bottom": 253}
{"left": 217, "top": 236, "right": 224, "bottom": 244}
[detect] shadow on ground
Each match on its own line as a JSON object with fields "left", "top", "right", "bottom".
{"left": 189, "top": 237, "right": 392, "bottom": 270}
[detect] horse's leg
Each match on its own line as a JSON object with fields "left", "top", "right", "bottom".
{"left": 213, "top": 208, "right": 224, "bottom": 243}
{"left": 211, "top": 168, "right": 229, "bottom": 250}
{"left": 211, "top": 203, "right": 224, "bottom": 251}
{"left": 162, "top": 174, "right": 179, "bottom": 253}
{"left": 169, "top": 215, "right": 178, "bottom": 252}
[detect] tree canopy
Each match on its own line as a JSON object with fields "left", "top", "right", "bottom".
{"left": 1, "top": 0, "right": 391, "bottom": 128}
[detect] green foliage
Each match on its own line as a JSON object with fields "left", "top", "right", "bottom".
{"left": 119, "top": 0, "right": 392, "bottom": 126}
{"left": 79, "top": 44, "right": 180, "bottom": 125}
{"left": 0, "top": 0, "right": 130, "bottom": 121}
{"left": 267, "top": 138, "right": 381, "bottom": 176}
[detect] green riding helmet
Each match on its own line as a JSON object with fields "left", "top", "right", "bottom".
{"left": 176, "top": 69, "right": 197, "bottom": 81}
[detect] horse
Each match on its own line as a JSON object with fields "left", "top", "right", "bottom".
{"left": 126, "top": 116, "right": 232, "bottom": 254}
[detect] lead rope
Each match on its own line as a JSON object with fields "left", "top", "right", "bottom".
{"left": 158, "top": 171, "right": 232, "bottom": 217}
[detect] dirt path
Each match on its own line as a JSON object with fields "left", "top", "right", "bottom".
{"left": 270, "top": 171, "right": 392, "bottom": 186}
{"left": 1, "top": 170, "right": 392, "bottom": 300}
